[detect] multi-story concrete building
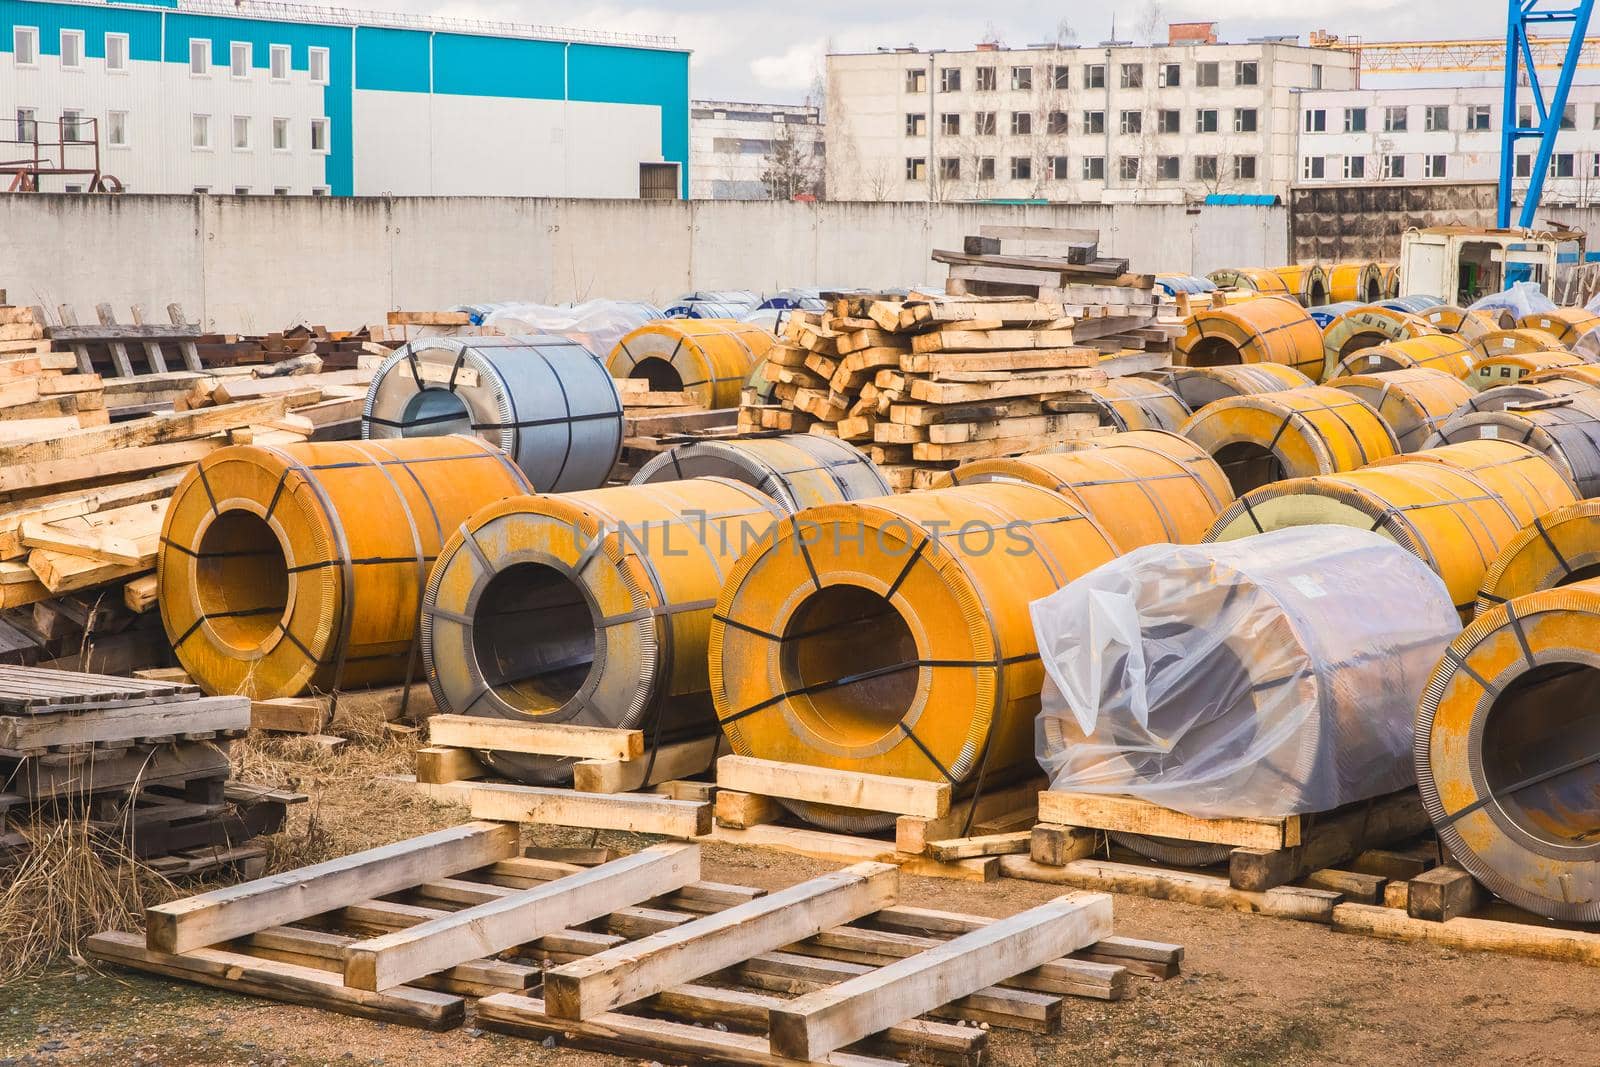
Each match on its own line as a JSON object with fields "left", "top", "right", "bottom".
{"left": 1295, "top": 83, "right": 1600, "bottom": 208}
{"left": 824, "top": 22, "right": 1358, "bottom": 204}
{"left": 689, "top": 99, "right": 823, "bottom": 200}
{"left": 0, "top": 0, "right": 689, "bottom": 197}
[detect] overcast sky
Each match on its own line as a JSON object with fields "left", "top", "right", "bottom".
{"left": 398, "top": 0, "right": 1529, "bottom": 102}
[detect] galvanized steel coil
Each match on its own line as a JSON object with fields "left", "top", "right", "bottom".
{"left": 1327, "top": 334, "right": 1477, "bottom": 380}
{"left": 1321, "top": 306, "right": 1441, "bottom": 377}
{"left": 159, "top": 437, "right": 532, "bottom": 699}
{"left": 1206, "top": 268, "right": 1291, "bottom": 295}
{"left": 422, "top": 477, "right": 783, "bottom": 785}
{"left": 1272, "top": 264, "right": 1331, "bottom": 307}
{"left": 1325, "top": 262, "right": 1384, "bottom": 304}
{"left": 1154, "top": 363, "right": 1315, "bottom": 411}
{"left": 1154, "top": 273, "right": 1217, "bottom": 296}
{"left": 710, "top": 481, "right": 1120, "bottom": 831}
{"left": 1325, "top": 368, "right": 1476, "bottom": 452}
{"left": 1423, "top": 394, "right": 1600, "bottom": 497}
{"left": 1309, "top": 301, "right": 1367, "bottom": 330}
{"left": 1476, "top": 501, "right": 1600, "bottom": 616}
{"left": 1176, "top": 298, "right": 1326, "bottom": 382}
{"left": 1468, "top": 349, "right": 1587, "bottom": 391}
{"left": 1418, "top": 304, "right": 1504, "bottom": 342}
{"left": 1470, "top": 327, "right": 1572, "bottom": 362}
{"left": 1416, "top": 579, "right": 1600, "bottom": 920}
{"left": 607, "top": 319, "right": 774, "bottom": 409}
{"left": 1078, "top": 376, "right": 1191, "bottom": 432}
{"left": 1178, "top": 385, "right": 1400, "bottom": 494}
{"left": 1374, "top": 439, "right": 1579, "bottom": 529}
{"left": 362, "top": 336, "right": 622, "bottom": 493}
{"left": 629, "top": 434, "right": 890, "bottom": 513}
{"left": 1526, "top": 363, "right": 1600, "bottom": 390}
{"left": 947, "top": 429, "right": 1233, "bottom": 551}
{"left": 1379, "top": 295, "right": 1446, "bottom": 315}
{"left": 1516, "top": 308, "right": 1600, "bottom": 347}
{"left": 1455, "top": 379, "right": 1596, "bottom": 414}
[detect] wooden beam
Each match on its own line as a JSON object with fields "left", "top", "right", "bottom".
{"left": 1331, "top": 902, "right": 1600, "bottom": 966}
{"left": 427, "top": 714, "right": 643, "bottom": 760}
{"left": 0, "top": 695, "right": 247, "bottom": 749}
{"left": 470, "top": 782, "right": 711, "bottom": 838}
{"left": 1000, "top": 857, "right": 1338, "bottom": 923}
{"left": 145, "top": 822, "right": 519, "bottom": 953}
{"left": 926, "top": 831, "right": 1032, "bottom": 862}
{"left": 0, "top": 397, "right": 289, "bottom": 467}
{"left": 716, "top": 755, "right": 949, "bottom": 819}
{"left": 540, "top": 861, "right": 899, "bottom": 1020}
{"left": 1036, "top": 792, "right": 1299, "bottom": 850}
{"left": 414, "top": 746, "right": 483, "bottom": 786}
{"left": 714, "top": 789, "right": 786, "bottom": 829}
{"left": 572, "top": 734, "right": 719, "bottom": 793}
{"left": 1407, "top": 867, "right": 1484, "bottom": 923}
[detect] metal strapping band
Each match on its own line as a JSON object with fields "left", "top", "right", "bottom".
{"left": 1438, "top": 748, "right": 1600, "bottom": 830}
{"left": 1506, "top": 604, "right": 1537, "bottom": 669}
{"left": 1444, "top": 646, "right": 1498, "bottom": 696}
{"left": 883, "top": 538, "right": 929, "bottom": 602}
{"left": 596, "top": 598, "right": 718, "bottom": 629}
{"left": 720, "top": 653, "right": 1036, "bottom": 725}
{"left": 896, "top": 720, "right": 958, "bottom": 784}
{"left": 1532, "top": 516, "right": 1577, "bottom": 577}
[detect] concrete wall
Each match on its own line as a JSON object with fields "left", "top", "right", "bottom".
{"left": 0, "top": 194, "right": 1287, "bottom": 331}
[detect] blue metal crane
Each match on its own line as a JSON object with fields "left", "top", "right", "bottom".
{"left": 1500, "top": 0, "right": 1596, "bottom": 227}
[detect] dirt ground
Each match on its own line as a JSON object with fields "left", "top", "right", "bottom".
{"left": 4, "top": 730, "right": 1600, "bottom": 1067}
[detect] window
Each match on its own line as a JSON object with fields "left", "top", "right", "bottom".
{"left": 1010, "top": 156, "right": 1031, "bottom": 180}
{"left": 905, "top": 69, "right": 925, "bottom": 93}
{"left": 272, "top": 117, "right": 289, "bottom": 150}
{"left": 904, "top": 157, "right": 926, "bottom": 181}
{"left": 270, "top": 44, "right": 289, "bottom": 81}
{"left": 1120, "top": 110, "right": 1142, "bottom": 135}
{"left": 60, "top": 30, "right": 82, "bottom": 69}
{"left": 974, "top": 111, "right": 996, "bottom": 136}
{"left": 232, "top": 115, "right": 250, "bottom": 150}
{"left": 308, "top": 46, "right": 328, "bottom": 85}
{"left": 1311, "top": 63, "right": 1323, "bottom": 89}
{"left": 190, "top": 39, "right": 209, "bottom": 75}
{"left": 1516, "top": 154, "right": 1532, "bottom": 178}
{"left": 905, "top": 113, "right": 926, "bottom": 136}
{"left": 309, "top": 117, "right": 329, "bottom": 153}
{"left": 192, "top": 113, "right": 211, "bottom": 149}
{"left": 940, "top": 113, "right": 960, "bottom": 136}
{"left": 1195, "top": 155, "right": 1219, "bottom": 181}
{"left": 15, "top": 108, "right": 36, "bottom": 143}
{"left": 1518, "top": 104, "right": 1532, "bottom": 127}
{"left": 1551, "top": 152, "right": 1576, "bottom": 177}
{"left": 1083, "top": 156, "right": 1105, "bottom": 180}
{"left": 1010, "top": 112, "right": 1031, "bottom": 135}
{"left": 1118, "top": 156, "right": 1140, "bottom": 181}
{"left": 1047, "top": 110, "right": 1068, "bottom": 135}
{"left": 12, "top": 27, "right": 37, "bottom": 66}
{"left": 1302, "top": 155, "right": 1325, "bottom": 180}
{"left": 1425, "top": 105, "right": 1449, "bottom": 132}
{"left": 1562, "top": 105, "right": 1577, "bottom": 130}
{"left": 1234, "top": 108, "right": 1257, "bottom": 133}
{"left": 1157, "top": 155, "right": 1179, "bottom": 180}
{"left": 940, "top": 67, "right": 960, "bottom": 92}
{"left": 1593, "top": 154, "right": 1600, "bottom": 178}
{"left": 63, "top": 184, "right": 82, "bottom": 193}
{"left": 105, "top": 33, "right": 128, "bottom": 72}
{"left": 193, "top": 186, "right": 210, "bottom": 194}
{"left": 1159, "top": 62, "right": 1180, "bottom": 87}
{"left": 1083, "top": 64, "right": 1105, "bottom": 89}
{"left": 1052, "top": 65, "right": 1069, "bottom": 90}
{"left": 231, "top": 41, "right": 250, "bottom": 78}
{"left": 1344, "top": 107, "right": 1367, "bottom": 133}
{"left": 1304, "top": 109, "right": 1326, "bottom": 133}
{"left": 1343, "top": 155, "right": 1366, "bottom": 179}
{"left": 1234, "top": 155, "right": 1257, "bottom": 180}
{"left": 60, "top": 109, "right": 85, "bottom": 142}
{"left": 1235, "top": 60, "right": 1258, "bottom": 86}
{"left": 1424, "top": 153, "right": 1447, "bottom": 178}
{"left": 107, "top": 110, "right": 127, "bottom": 147}
{"left": 1383, "top": 154, "right": 1406, "bottom": 179}
{"left": 234, "top": 186, "right": 250, "bottom": 195}
{"left": 1050, "top": 155, "right": 1069, "bottom": 179}
{"left": 1083, "top": 110, "right": 1104, "bottom": 134}
{"left": 977, "top": 156, "right": 995, "bottom": 180}
{"left": 975, "top": 66, "right": 996, "bottom": 91}
{"left": 1384, "top": 106, "right": 1407, "bottom": 132}
{"left": 1011, "top": 66, "right": 1032, "bottom": 91}
{"left": 1469, "top": 105, "right": 1492, "bottom": 131}
{"left": 1120, "top": 63, "right": 1142, "bottom": 89}
{"left": 940, "top": 157, "right": 960, "bottom": 180}
{"left": 311, "top": 187, "right": 329, "bottom": 197}
{"left": 1157, "top": 109, "right": 1180, "bottom": 134}
{"left": 1195, "top": 109, "right": 1218, "bottom": 133}
{"left": 1195, "top": 61, "right": 1219, "bottom": 87}
{"left": 274, "top": 187, "right": 290, "bottom": 196}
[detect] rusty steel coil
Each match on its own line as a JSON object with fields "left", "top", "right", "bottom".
{"left": 1178, "top": 385, "right": 1399, "bottom": 494}
{"left": 1476, "top": 501, "right": 1600, "bottom": 617}
{"left": 422, "top": 477, "right": 782, "bottom": 784}
{"left": 710, "top": 481, "right": 1119, "bottom": 831}
{"left": 1325, "top": 262, "right": 1384, "bottom": 304}
{"left": 1419, "top": 304, "right": 1505, "bottom": 342}
{"left": 630, "top": 434, "right": 890, "bottom": 514}
{"left": 1321, "top": 306, "right": 1441, "bottom": 378}
{"left": 607, "top": 319, "right": 773, "bottom": 409}
{"left": 1423, "top": 392, "right": 1600, "bottom": 497}
{"left": 1526, "top": 363, "right": 1600, "bottom": 391}
{"left": 1176, "top": 298, "right": 1326, "bottom": 382}
{"left": 1206, "top": 267, "right": 1291, "bottom": 295}
{"left": 159, "top": 437, "right": 532, "bottom": 699}
{"left": 1516, "top": 308, "right": 1600, "bottom": 347}
{"left": 1469, "top": 349, "right": 1588, "bottom": 391}
{"left": 1416, "top": 578, "right": 1600, "bottom": 920}
{"left": 1325, "top": 368, "right": 1476, "bottom": 452}
{"left": 946, "top": 429, "right": 1233, "bottom": 551}
{"left": 1077, "top": 376, "right": 1191, "bottom": 432}
{"left": 1374, "top": 439, "right": 1579, "bottom": 529}
{"left": 1153, "top": 363, "right": 1314, "bottom": 412}
{"left": 1272, "top": 263, "right": 1331, "bottom": 307}
{"left": 1327, "top": 334, "right": 1477, "bottom": 380}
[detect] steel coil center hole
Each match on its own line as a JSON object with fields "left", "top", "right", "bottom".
{"left": 1340, "top": 330, "right": 1387, "bottom": 359}
{"left": 629, "top": 358, "right": 683, "bottom": 392}
{"left": 1213, "top": 441, "right": 1286, "bottom": 494}
{"left": 1184, "top": 337, "right": 1243, "bottom": 367}
{"left": 472, "top": 562, "right": 596, "bottom": 712}
{"left": 1482, "top": 660, "right": 1600, "bottom": 850}
{"left": 196, "top": 511, "right": 289, "bottom": 652}
{"left": 400, "top": 387, "right": 472, "bottom": 437}
{"left": 779, "top": 585, "right": 918, "bottom": 748}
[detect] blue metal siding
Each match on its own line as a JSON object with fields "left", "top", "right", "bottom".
{"left": 354, "top": 26, "right": 428, "bottom": 93}
{"left": 569, "top": 44, "right": 689, "bottom": 196}
{"left": 0, "top": 0, "right": 162, "bottom": 59}
{"left": 430, "top": 32, "right": 564, "bottom": 99}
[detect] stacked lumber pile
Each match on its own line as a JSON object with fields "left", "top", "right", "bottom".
{"left": 193, "top": 323, "right": 386, "bottom": 371}
{"left": 372, "top": 310, "right": 496, "bottom": 346}
{"left": 171, "top": 358, "right": 375, "bottom": 442}
{"left": 614, "top": 378, "right": 738, "bottom": 474}
{"left": 0, "top": 303, "right": 110, "bottom": 427}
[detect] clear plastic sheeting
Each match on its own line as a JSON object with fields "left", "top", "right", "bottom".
{"left": 1469, "top": 280, "right": 1556, "bottom": 320}
{"left": 478, "top": 300, "right": 664, "bottom": 358}
{"left": 1032, "top": 526, "right": 1461, "bottom": 818}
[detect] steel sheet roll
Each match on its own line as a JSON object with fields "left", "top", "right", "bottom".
{"left": 608, "top": 319, "right": 774, "bottom": 409}
{"left": 1419, "top": 304, "right": 1504, "bottom": 342}
{"left": 1206, "top": 268, "right": 1291, "bottom": 295}
{"left": 1155, "top": 273, "right": 1216, "bottom": 296}
{"left": 1468, "top": 349, "right": 1587, "bottom": 391}
{"left": 1456, "top": 379, "right": 1595, "bottom": 414}
{"left": 1326, "top": 262, "right": 1384, "bottom": 304}
{"left": 629, "top": 434, "right": 890, "bottom": 513}
{"left": 1178, "top": 385, "right": 1399, "bottom": 494}
{"left": 1321, "top": 306, "right": 1441, "bottom": 377}
{"left": 159, "top": 437, "right": 531, "bottom": 699}
{"left": 710, "top": 482, "right": 1120, "bottom": 831}
{"left": 1079, "top": 376, "right": 1191, "bottom": 432}
{"left": 948, "top": 429, "right": 1232, "bottom": 550}
{"left": 362, "top": 336, "right": 622, "bottom": 493}
{"left": 1422, "top": 394, "right": 1600, "bottom": 497}
{"left": 1374, "top": 439, "right": 1579, "bottom": 528}
{"left": 1516, "top": 308, "right": 1600, "bottom": 347}
{"left": 1378, "top": 262, "right": 1400, "bottom": 298}
{"left": 1273, "top": 264, "right": 1330, "bottom": 307}
{"left": 1326, "top": 368, "right": 1476, "bottom": 452}
{"left": 1470, "top": 327, "right": 1571, "bottom": 362}
{"left": 1176, "top": 298, "right": 1325, "bottom": 382}
{"left": 1476, "top": 501, "right": 1600, "bottom": 616}
{"left": 1156, "top": 363, "right": 1314, "bottom": 411}
{"left": 1379, "top": 294, "right": 1446, "bottom": 314}
{"left": 422, "top": 477, "right": 782, "bottom": 785}
{"left": 1327, "top": 334, "right": 1477, "bottom": 380}
{"left": 1416, "top": 579, "right": 1600, "bottom": 920}
{"left": 1309, "top": 300, "right": 1367, "bottom": 330}
{"left": 1526, "top": 363, "right": 1600, "bottom": 390}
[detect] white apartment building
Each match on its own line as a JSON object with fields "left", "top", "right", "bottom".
{"left": 690, "top": 99, "right": 823, "bottom": 199}
{"left": 1296, "top": 83, "right": 1600, "bottom": 207}
{"left": 824, "top": 23, "right": 1358, "bottom": 204}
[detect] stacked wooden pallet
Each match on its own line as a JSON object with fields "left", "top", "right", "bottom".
{"left": 170, "top": 357, "right": 375, "bottom": 441}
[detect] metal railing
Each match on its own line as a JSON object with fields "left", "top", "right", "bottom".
{"left": 0, "top": 116, "right": 103, "bottom": 178}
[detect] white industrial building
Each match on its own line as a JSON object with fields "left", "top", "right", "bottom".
{"left": 824, "top": 22, "right": 1359, "bottom": 204}
{"left": 689, "top": 99, "right": 823, "bottom": 200}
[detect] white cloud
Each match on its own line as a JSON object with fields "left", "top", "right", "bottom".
{"left": 751, "top": 40, "right": 825, "bottom": 93}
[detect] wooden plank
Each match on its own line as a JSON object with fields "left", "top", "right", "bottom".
{"left": 26, "top": 548, "right": 147, "bottom": 594}
{"left": 144, "top": 822, "right": 519, "bottom": 953}
{"left": 1227, "top": 790, "right": 1428, "bottom": 891}
{"left": 716, "top": 755, "right": 949, "bottom": 819}
{"left": 977, "top": 224, "right": 1101, "bottom": 246}
{"left": 768, "top": 892, "right": 1112, "bottom": 1060}
{"left": 1037, "top": 792, "right": 1300, "bottom": 850}
{"left": 22, "top": 498, "right": 167, "bottom": 566}
{"left": 0, "top": 695, "right": 247, "bottom": 749}
{"left": 470, "top": 782, "right": 712, "bottom": 838}
{"left": 1331, "top": 902, "right": 1600, "bottom": 966}
{"left": 1305, "top": 869, "right": 1387, "bottom": 904}
{"left": 0, "top": 440, "right": 224, "bottom": 496}
{"left": 1407, "top": 867, "right": 1484, "bottom": 923}
{"left": 572, "top": 734, "right": 720, "bottom": 794}
{"left": 414, "top": 746, "right": 483, "bottom": 785}
{"left": 387, "top": 311, "right": 471, "bottom": 326}
{"left": 703, "top": 823, "right": 997, "bottom": 883}
{"left": 926, "top": 831, "right": 1032, "bottom": 862}
{"left": 344, "top": 843, "right": 700, "bottom": 991}
{"left": 0, "top": 397, "right": 289, "bottom": 467}
{"left": 906, "top": 370, "right": 1107, "bottom": 405}
{"left": 251, "top": 696, "right": 326, "bottom": 734}
{"left": 427, "top": 714, "right": 643, "bottom": 760}
{"left": 1000, "top": 857, "right": 1338, "bottom": 922}
{"left": 1030, "top": 824, "right": 1098, "bottom": 867}
{"left": 123, "top": 573, "right": 159, "bottom": 613}
{"left": 902, "top": 350, "right": 1097, "bottom": 374}
{"left": 910, "top": 329, "right": 1078, "bottom": 354}
{"left": 714, "top": 789, "right": 786, "bottom": 829}
{"left": 540, "top": 861, "right": 899, "bottom": 1020}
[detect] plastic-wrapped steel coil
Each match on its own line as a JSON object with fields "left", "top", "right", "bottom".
{"left": 1207, "top": 268, "right": 1291, "bottom": 295}
{"left": 1379, "top": 295, "right": 1446, "bottom": 314}
{"left": 1079, "top": 377, "right": 1191, "bottom": 432}
{"left": 1516, "top": 308, "right": 1600, "bottom": 347}
{"left": 1177, "top": 298, "right": 1326, "bottom": 382}
{"left": 1155, "top": 274, "right": 1217, "bottom": 296}
{"left": 1321, "top": 306, "right": 1441, "bottom": 377}
{"left": 1326, "top": 368, "right": 1476, "bottom": 452}
{"left": 422, "top": 477, "right": 783, "bottom": 784}
{"left": 1475, "top": 500, "right": 1600, "bottom": 615}
{"left": 1469, "top": 350, "right": 1587, "bottom": 391}
{"left": 1373, "top": 440, "right": 1579, "bottom": 528}
{"left": 1422, "top": 392, "right": 1600, "bottom": 497}
{"left": 159, "top": 437, "right": 532, "bottom": 699}
{"left": 362, "top": 336, "right": 622, "bottom": 493}
{"left": 1273, "top": 264, "right": 1330, "bottom": 307}
{"left": 629, "top": 434, "right": 890, "bottom": 513}
{"left": 1327, "top": 334, "right": 1477, "bottom": 380}
{"left": 607, "top": 319, "right": 773, "bottom": 409}
{"left": 1325, "top": 262, "right": 1384, "bottom": 304}
{"left": 1154, "top": 363, "right": 1315, "bottom": 411}
{"left": 710, "top": 482, "right": 1120, "bottom": 831}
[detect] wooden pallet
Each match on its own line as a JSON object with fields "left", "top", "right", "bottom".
{"left": 87, "top": 826, "right": 1183, "bottom": 1063}
{"left": 41, "top": 302, "right": 205, "bottom": 376}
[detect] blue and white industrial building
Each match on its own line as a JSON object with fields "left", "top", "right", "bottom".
{"left": 0, "top": 0, "right": 690, "bottom": 197}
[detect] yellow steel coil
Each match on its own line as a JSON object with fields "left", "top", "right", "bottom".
{"left": 158, "top": 437, "right": 532, "bottom": 699}
{"left": 1516, "top": 307, "right": 1600, "bottom": 347}
{"left": 1476, "top": 501, "right": 1600, "bottom": 617}
{"left": 1272, "top": 263, "right": 1331, "bottom": 307}
{"left": 607, "top": 319, "right": 773, "bottom": 409}
{"left": 1374, "top": 439, "right": 1579, "bottom": 527}
{"left": 1469, "top": 327, "right": 1571, "bottom": 362}
{"left": 1325, "top": 261, "right": 1384, "bottom": 304}
{"left": 946, "top": 429, "right": 1233, "bottom": 551}
{"left": 1178, "top": 385, "right": 1399, "bottom": 494}
{"left": 1327, "top": 334, "right": 1477, "bottom": 380}
{"left": 1321, "top": 306, "right": 1441, "bottom": 377}
{"left": 1079, "top": 376, "right": 1191, "bottom": 432}
{"left": 1416, "top": 578, "right": 1600, "bottom": 920}
{"left": 710, "top": 482, "right": 1119, "bottom": 830}
{"left": 1325, "top": 368, "right": 1477, "bottom": 452}
{"left": 1525, "top": 363, "right": 1600, "bottom": 391}
{"left": 1418, "top": 304, "right": 1505, "bottom": 342}
{"left": 1206, "top": 267, "right": 1291, "bottom": 295}
{"left": 1176, "top": 298, "right": 1325, "bottom": 382}
{"left": 1378, "top": 262, "right": 1399, "bottom": 298}
{"left": 1469, "top": 349, "right": 1586, "bottom": 391}
{"left": 1156, "top": 363, "right": 1314, "bottom": 411}
{"left": 422, "top": 477, "right": 782, "bottom": 784}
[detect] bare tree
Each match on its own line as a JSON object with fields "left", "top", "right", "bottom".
{"left": 761, "top": 126, "right": 822, "bottom": 200}
{"left": 1136, "top": 1, "right": 1165, "bottom": 45}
